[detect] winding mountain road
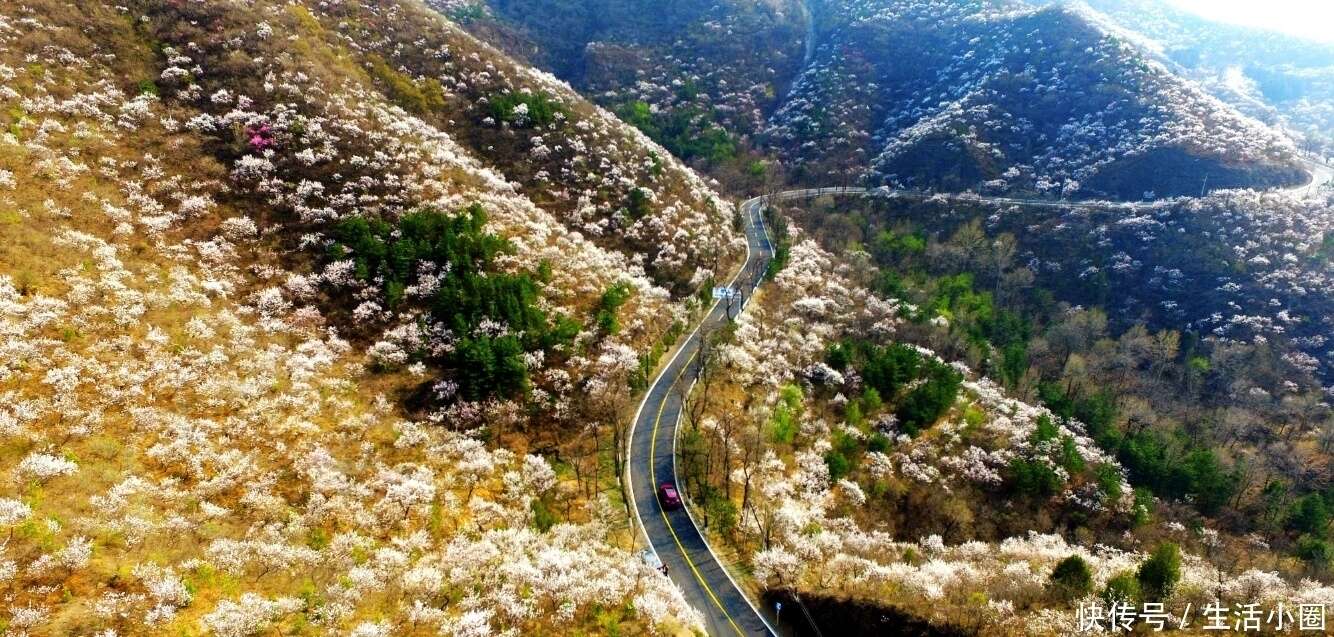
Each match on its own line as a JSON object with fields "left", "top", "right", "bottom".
{"left": 627, "top": 161, "right": 1334, "bottom": 636}
{"left": 627, "top": 192, "right": 779, "bottom": 637}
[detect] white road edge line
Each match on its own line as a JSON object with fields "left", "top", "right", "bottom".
{"left": 625, "top": 193, "right": 755, "bottom": 609}
{"left": 631, "top": 192, "right": 833, "bottom": 636}
{"left": 668, "top": 196, "right": 780, "bottom": 637}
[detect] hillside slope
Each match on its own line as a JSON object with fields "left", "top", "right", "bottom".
{"left": 764, "top": 0, "right": 1306, "bottom": 197}
{"left": 0, "top": 0, "right": 745, "bottom": 633}
{"left": 1076, "top": 0, "right": 1334, "bottom": 158}
{"left": 677, "top": 189, "right": 1334, "bottom": 634}
{"left": 442, "top": 0, "right": 809, "bottom": 178}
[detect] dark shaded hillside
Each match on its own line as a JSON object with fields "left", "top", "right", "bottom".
{"left": 762, "top": 591, "right": 971, "bottom": 637}
{"left": 794, "top": 190, "right": 1334, "bottom": 383}
{"left": 464, "top": 0, "right": 799, "bottom": 83}
{"left": 437, "top": 0, "right": 1308, "bottom": 201}
{"left": 438, "top": 0, "right": 809, "bottom": 179}
{"left": 1085, "top": 147, "right": 1306, "bottom": 199}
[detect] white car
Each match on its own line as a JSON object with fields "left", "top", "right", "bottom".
{"left": 639, "top": 549, "right": 666, "bottom": 575}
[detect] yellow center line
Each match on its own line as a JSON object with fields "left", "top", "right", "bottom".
{"left": 650, "top": 346, "right": 747, "bottom": 637}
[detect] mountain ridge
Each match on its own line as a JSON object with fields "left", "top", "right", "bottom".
{"left": 767, "top": 0, "right": 1305, "bottom": 197}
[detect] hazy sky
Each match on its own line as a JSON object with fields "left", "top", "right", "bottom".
{"left": 1167, "top": 0, "right": 1334, "bottom": 43}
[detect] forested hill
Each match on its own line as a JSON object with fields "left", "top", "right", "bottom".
{"left": 0, "top": 0, "right": 739, "bottom": 633}
{"left": 452, "top": 0, "right": 1308, "bottom": 199}
{"left": 766, "top": 0, "right": 1306, "bottom": 196}
{"left": 5, "top": 1, "right": 1334, "bottom": 636}
{"left": 440, "top": 0, "right": 808, "bottom": 182}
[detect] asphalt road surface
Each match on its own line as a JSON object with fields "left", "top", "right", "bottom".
{"left": 626, "top": 193, "right": 780, "bottom": 636}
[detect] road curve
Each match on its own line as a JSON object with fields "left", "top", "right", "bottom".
{"left": 1292, "top": 158, "right": 1334, "bottom": 197}
{"left": 626, "top": 192, "right": 780, "bottom": 636}
{"left": 626, "top": 165, "right": 1334, "bottom": 636}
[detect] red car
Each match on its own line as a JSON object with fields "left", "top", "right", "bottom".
{"left": 659, "top": 482, "right": 682, "bottom": 510}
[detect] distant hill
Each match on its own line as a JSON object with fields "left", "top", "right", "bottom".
{"left": 442, "top": 0, "right": 809, "bottom": 173}
{"left": 1074, "top": 0, "right": 1334, "bottom": 158}
{"left": 765, "top": 0, "right": 1306, "bottom": 197}
{"left": 453, "top": 0, "right": 1310, "bottom": 200}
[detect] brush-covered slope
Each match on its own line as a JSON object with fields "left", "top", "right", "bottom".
{"left": 0, "top": 0, "right": 744, "bottom": 633}
{"left": 766, "top": 0, "right": 1306, "bottom": 198}
{"left": 437, "top": 0, "right": 810, "bottom": 174}
{"left": 676, "top": 190, "right": 1334, "bottom": 635}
